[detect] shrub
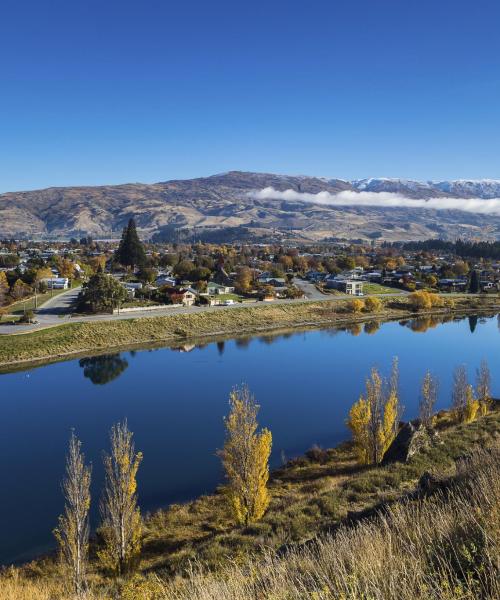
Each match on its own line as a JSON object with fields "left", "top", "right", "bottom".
{"left": 364, "top": 296, "right": 382, "bottom": 312}
{"left": 346, "top": 298, "right": 364, "bottom": 313}
{"left": 408, "top": 290, "right": 444, "bottom": 311}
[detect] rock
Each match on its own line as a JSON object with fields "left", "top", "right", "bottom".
{"left": 382, "top": 420, "right": 431, "bottom": 464}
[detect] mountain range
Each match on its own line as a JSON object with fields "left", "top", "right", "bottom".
{"left": 2, "top": 171, "right": 500, "bottom": 242}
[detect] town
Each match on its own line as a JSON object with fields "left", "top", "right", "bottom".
{"left": 1, "top": 219, "right": 499, "bottom": 326}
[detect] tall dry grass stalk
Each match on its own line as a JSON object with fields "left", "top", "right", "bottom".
{"left": 1, "top": 446, "right": 498, "bottom": 599}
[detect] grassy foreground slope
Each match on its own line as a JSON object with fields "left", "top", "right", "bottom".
{"left": 1, "top": 294, "right": 499, "bottom": 368}
{"left": 1, "top": 408, "right": 499, "bottom": 599}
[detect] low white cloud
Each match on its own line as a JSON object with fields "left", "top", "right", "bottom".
{"left": 250, "top": 187, "right": 500, "bottom": 216}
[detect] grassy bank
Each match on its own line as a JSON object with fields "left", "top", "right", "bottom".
{"left": 1, "top": 407, "right": 498, "bottom": 599}
{"left": 0, "top": 294, "right": 499, "bottom": 369}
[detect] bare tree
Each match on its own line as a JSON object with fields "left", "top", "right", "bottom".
{"left": 476, "top": 359, "right": 492, "bottom": 414}
{"left": 54, "top": 431, "right": 91, "bottom": 596}
{"left": 452, "top": 365, "right": 468, "bottom": 419}
{"left": 419, "top": 371, "right": 439, "bottom": 428}
{"left": 99, "top": 420, "right": 143, "bottom": 575}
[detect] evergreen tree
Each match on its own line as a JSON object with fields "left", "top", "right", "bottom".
{"left": 115, "top": 218, "right": 147, "bottom": 268}
{"left": 469, "top": 270, "right": 480, "bottom": 293}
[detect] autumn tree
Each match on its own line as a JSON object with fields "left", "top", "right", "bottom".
{"left": 476, "top": 359, "right": 492, "bottom": 416}
{"left": 98, "top": 420, "right": 143, "bottom": 575}
{"left": 218, "top": 385, "right": 272, "bottom": 526}
{"left": 0, "top": 271, "right": 9, "bottom": 306}
{"left": 10, "top": 278, "right": 31, "bottom": 300}
{"left": 235, "top": 266, "right": 253, "bottom": 294}
{"left": 419, "top": 371, "right": 439, "bottom": 428}
{"left": 346, "top": 298, "right": 364, "bottom": 313}
{"left": 463, "top": 385, "right": 480, "bottom": 423}
{"left": 364, "top": 296, "right": 382, "bottom": 312}
{"left": 347, "top": 358, "right": 401, "bottom": 465}
{"left": 54, "top": 431, "right": 91, "bottom": 596}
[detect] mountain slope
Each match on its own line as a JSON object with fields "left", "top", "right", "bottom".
{"left": 1, "top": 171, "right": 500, "bottom": 242}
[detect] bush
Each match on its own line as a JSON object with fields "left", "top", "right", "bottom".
{"left": 346, "top": 298, "right": 364, "bottom": 313}
{"left": 364, "top": 296, "right": 382, "bottom": 312}
{"left": 408, "top": 290, "right": 444, "bottom": 311}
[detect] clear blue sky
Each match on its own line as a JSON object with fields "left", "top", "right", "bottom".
{"left": 1, "top": 0, "right": 500, "bottom": 192}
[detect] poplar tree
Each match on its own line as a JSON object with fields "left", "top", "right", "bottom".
{"left": 452, "top": 365, "right": 469, "bottom": 420}
{"left": 476, "top": 359, "right": 492, "bottom": 415}
{"left": 419, "top": 371, "right": 439, "bottom": 428}
{"left": 54, "top": 431, "right": 92, "bottom": 596}
{"left": 219, "top": 385, "right": 272, "bottom": 526}
{"left": 98, "top": 420, "right": 143, "bottom": 575}
{"left": 347, "top": 358, "right": 401, "bottom": 465}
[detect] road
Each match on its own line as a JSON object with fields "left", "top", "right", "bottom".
{"left": 0, "top": 279, "right": 404, "bottom": 335}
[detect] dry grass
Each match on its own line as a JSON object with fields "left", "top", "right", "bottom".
{"left": 1, "top": 294, "right": 498, "bottom": 369}
{"left": 1, "top": 409, "right": 499, "bottom": 599}
{"left": 161, "top": 445, "right": 500, "bottom": 600}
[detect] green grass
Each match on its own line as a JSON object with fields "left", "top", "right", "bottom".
{"left": 363, "top": 282, "right": 400, "bottom": 294}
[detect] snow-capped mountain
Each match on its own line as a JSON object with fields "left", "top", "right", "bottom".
{"left": 351, "top": 178, "right": 500, "bottom": 199}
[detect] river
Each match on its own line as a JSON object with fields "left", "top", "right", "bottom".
{"left": 0, "top": 313, "right": 498, "bottom": 564}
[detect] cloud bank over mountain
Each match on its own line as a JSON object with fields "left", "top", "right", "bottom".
{"left": 250, "top": 187, "right": 500, "bottom": 216}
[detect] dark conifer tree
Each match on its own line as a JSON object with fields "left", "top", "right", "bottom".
{"left": 115, "top": 218, "right": 147, "bottom": 268}
{"left": 469, "top": 270, "right": 480, "bottom": 294}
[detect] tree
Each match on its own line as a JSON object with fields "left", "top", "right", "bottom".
{"left": 218, "top": 385, "right": 272, "bottom": 526}
{"left": 98, "top": 420, "right": 143, "bottom": 575}
{"left": 79, "top": 273, "right": 128, "bottom": 313}
{"left": 347, "top": 358, "right": 400, "bottom": 465}
{"left": 235, "top": 266, "right": 253, "bottom": 294}
{"left": 115, "top": 218, "right": 147, "bottom": 269}
{"left": 419, "top": 371, "right": 439, "bottom": 428}
{"left": 463, "top": 385, "right": 480, "bottom": 423}
{"left": 469, "top": 270, "right": 480, "bottom": 293}
{"left": 476, "top": 359, "right": 492, "bottom": 416}
{"left": 0, "top": 271, "right": 9, "bottom": 306}
{"left": 452, "top": 365, "right": 469, "bottom": 420}
{"left": 54, "top": 432, "right": 91, "bottom": 596}
{"left": 10, "top": 278, "right": 31, "bottom": 300}
{"left": 58, "top": 258, "right": 76, "bottom": 280}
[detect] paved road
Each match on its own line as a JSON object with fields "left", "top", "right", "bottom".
{"left": 0, "top": 279, "right": 405, "bottom": 336}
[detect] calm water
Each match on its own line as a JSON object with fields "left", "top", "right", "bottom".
{"left": 0, "top": 314, "right": 499, "bottom": 565}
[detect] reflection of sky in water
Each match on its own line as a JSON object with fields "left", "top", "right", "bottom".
{"left": 0, "top": 314, "right": 498, "bottom": 564}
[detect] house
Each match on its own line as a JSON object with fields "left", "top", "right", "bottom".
{"left": 258, "top": 276, "right": 286, "bottom": 288}
{"left": 326, "top": 278, "right": 364, "bottom": 296}
{"left": 165, "top": 287, "right": 197, "bottom": 306}
{"left": 205, "top": 282, "right": 235, "bottom": 296}
{"left": 40, "top": 277, "right": 69, "bottom": 290}
{"left": 156, "top": 275, "right": 177, "bottom": 287}
{"left": 122, "top": 281, "right": 143, "bottom": 298}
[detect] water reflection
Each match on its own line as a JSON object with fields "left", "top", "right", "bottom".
{"left": 78, "top": 354, "right": 129, "bottom": 385}
{"left": 469, "top": 316, "right": 478, "bottom": 333}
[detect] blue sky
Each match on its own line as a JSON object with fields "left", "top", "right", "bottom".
{"left": 1, "top": 0, "right": 499, "bottom": 192}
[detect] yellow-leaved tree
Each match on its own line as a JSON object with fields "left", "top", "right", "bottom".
{"left": 463, "top": 384, "right": 480, "bottom": 423}
{"left": 347, "top": 358, "right": 401, "bottom": 465}
{"left": 98, "top": 420, "right": 143, "bottom": 575}
{"left": 218, "top": 385, "right": 272, "bottom": 526}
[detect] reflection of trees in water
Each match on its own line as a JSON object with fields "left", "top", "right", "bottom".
{"left": 469, "top": 315, "right": 478, "bottom": 333}
{"left": 79, "top": 354, "right": 129, "bottom": 385}
{"left": 364, "top": 321, "right": 380, "bottom": 335}
{"left": 217, "top": 341, "right": 225, "bottom": 356}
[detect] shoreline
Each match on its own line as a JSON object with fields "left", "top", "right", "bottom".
{"left": 0, "top": 294, "right": 499, "bottom": 372}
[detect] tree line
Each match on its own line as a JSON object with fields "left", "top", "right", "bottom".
{"left": 392, "top": 239, "right": 500, "bottom": 260}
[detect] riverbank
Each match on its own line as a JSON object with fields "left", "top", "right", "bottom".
{"left": 0, "top": 294, "right": 499, "bottom": 370}
{"left": 2, "top": 405, "right": 499, "bottom": 599}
